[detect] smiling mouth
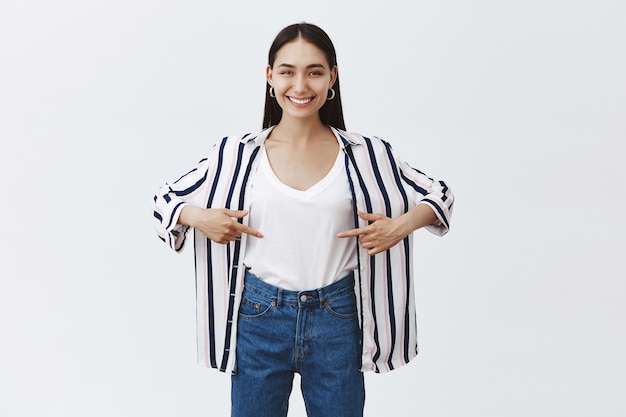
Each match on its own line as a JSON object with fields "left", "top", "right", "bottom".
{"left": 288, "top": 96, "right": 314, "bottom": 105}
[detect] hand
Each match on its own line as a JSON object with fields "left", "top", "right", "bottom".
{"left": 179, "top": 206, "right": 263, "bottom": 244}
{"left": 337, "top": 211, "right": 410, "bottom": 256}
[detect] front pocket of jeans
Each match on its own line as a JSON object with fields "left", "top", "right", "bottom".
{"left": 239, "top": 292, "right": 275, "bottom": 319}
{"left": 324, "top": 292, "right": 357, "bottom": 319}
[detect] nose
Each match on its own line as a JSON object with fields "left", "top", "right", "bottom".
{"left": 293, "top": 74, "right": 307, "bottom": 94}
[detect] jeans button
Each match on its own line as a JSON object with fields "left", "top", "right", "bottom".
{"left": 299, "top": 294, "right": 307, "bottom": 302}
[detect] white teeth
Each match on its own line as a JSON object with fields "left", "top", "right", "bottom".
{"left": 288, "top": 97, "right": 313, "bottom": 105}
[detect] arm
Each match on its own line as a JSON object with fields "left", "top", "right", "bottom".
{"left": 152, "top": 158, "right": 211, "bottom": 251}
{"left": 153, "top": 149, "right": 263, "bottom": 251}
{"left": 337, "top": 138, "right": 453, "bottom": 255}
{"left": 396, "top": 159, "right": 453, "bottom": 237}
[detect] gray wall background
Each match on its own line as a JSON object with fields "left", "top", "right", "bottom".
{"left": 1, "top": 1, "right": 625, "bottom": 416}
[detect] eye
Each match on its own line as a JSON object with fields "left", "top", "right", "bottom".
{"left": 281, "top": 70, "right": 293, "bottom": 75}
{"left": 309, "top": 71, "right": 322, "bottom": 76}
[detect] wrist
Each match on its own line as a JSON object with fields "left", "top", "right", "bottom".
{"left": 398, "top": 211, "right": 419, "bottom": 237}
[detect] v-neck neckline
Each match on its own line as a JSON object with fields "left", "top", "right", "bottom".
{"left": 259, "top": 145, "right": 344, "bottom": 200}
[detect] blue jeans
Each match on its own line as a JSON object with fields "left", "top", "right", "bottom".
{"left": 231, "top": 270, "right": 365, "bottom": 417}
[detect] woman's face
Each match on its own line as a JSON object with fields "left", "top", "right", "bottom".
{"left": 266, "top": 39, "right": 337, "bottom": 124}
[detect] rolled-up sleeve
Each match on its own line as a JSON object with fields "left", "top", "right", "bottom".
{"left": 152, "top": 154, "right": 213, "bottom": 251}
{"left": 396, "top": 151, "right": 454, "bottom": 236}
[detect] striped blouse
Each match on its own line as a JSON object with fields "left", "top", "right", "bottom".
{"left": 152, "top": 126, "right": 454, "bottom": 374}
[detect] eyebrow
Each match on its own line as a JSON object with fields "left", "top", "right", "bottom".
{"left": 277, "top": 63, "right": 327, "bottom": 69}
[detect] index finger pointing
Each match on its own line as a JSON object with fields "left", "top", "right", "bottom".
{"left": 237, "top": 224, "right": 264, "bottom": 238}
{"left": 337, "top": 227, "right": 365, "bottom": 238}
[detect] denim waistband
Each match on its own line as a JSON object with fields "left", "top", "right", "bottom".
{"left": 243, "top": 269, "right": 355, "bottom": 308}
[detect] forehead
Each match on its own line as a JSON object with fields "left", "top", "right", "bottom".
{"left": 273, "top": 39, "right": 330, "bottom": 67}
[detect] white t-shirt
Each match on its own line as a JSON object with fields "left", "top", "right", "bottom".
{"left": 244, "top": 145, "right": 358, "bottom": 291}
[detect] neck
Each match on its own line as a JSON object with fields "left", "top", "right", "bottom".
{"left": 272, "top": 115, "right": 329, "bottom": 144}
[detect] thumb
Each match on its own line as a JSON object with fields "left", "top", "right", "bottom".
{"left": 358, "top": 211, "right": 385, "bottom": 221}
{"left": 223, "top": 209, "right": 249, "bottom": 218}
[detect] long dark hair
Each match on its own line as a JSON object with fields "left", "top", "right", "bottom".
{"left": 262, "top": 23, "right": 346, "bottom": 130}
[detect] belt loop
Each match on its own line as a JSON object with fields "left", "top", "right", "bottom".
{"left": 277, "top": 288, "right": 283, "bottom": 308}
{"left": 318, "top": 288, "right": 325, "bottom": 308}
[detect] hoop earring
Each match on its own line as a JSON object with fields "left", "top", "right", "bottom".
{"left": 269, "top": 87, "right": 276, "bottom": 98}
{"left": 327, "top": 88, "right": 336, "bottom": 101}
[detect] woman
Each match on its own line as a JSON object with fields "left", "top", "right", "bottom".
{"left": 153, "top": 22, "right": 453, "bottom": 417}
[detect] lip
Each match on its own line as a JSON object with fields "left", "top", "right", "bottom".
{"left": 287, "top": 96, "right": 314, "bottom": 106}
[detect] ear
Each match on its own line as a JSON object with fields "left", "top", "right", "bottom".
{"left": 329, "top": 65, "right": 338, "bottom": 88}
{"left": 266, "top": 65, "right": 273, "bottom": 85}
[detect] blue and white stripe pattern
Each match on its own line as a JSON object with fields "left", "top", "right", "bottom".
{"left": 153, "top": 126, "right": 453, "bottom": 374}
